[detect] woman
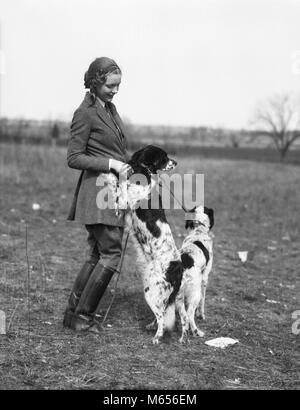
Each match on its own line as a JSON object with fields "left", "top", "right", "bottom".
{"left": 63, "top": 57, "right": 133, "bottom": 333}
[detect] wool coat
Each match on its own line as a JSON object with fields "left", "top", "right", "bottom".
{"left": 67, "top": 92, "right": 131, "bottom": 226}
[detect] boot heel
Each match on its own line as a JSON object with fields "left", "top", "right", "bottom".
{"left": 70, "top": 314, "right": 93, "bottom": 332}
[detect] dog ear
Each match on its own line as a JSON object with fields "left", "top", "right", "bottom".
{"left": 185, "top": 220, "right": 194, "bottom": 230}
{"left": 152, "top": 147, "right": 169, "bottom": 169}
{"left": 130, "top": 146, "right": 154, "bottom": 165}
{"left": 130, "top": 147, "right": 146, "bottom": 164}
{"left": 143, "top": 146, "right": 158, "bottom": 167}
{"left": 204, "top": 207, "right": 214, "bottom": 229}
{"left": 140, "top": 146, "right": 164, "bottom": 173}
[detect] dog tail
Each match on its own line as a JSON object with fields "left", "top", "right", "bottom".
{"left": 164, "top": 302, "right": 176, "bottom": 331}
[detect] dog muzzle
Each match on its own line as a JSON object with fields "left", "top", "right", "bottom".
{"left": 163, "top": 159, "right": 177, "bottom": 171}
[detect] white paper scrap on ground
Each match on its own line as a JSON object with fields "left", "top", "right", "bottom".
{"left": 238, "top": 251, "right": 248, "bottom": 262}
{"left": 266, "top": 299, "right": 280, "bottom": 304}
{"left": 205, "top": 337, "right": 239, "bottom": 349}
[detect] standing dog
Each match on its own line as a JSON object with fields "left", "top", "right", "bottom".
{"left": 112, "top": 148, "right": 214, "bottom": 344}
{"left": 176, "top": 206, "right": 214, "bottom": 343}
{"left": 113, "top": 145, "right": 183, "bottom": 344}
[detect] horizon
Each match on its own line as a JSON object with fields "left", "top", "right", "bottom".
{"left": 0, "top": 115, "right": 273, "bottom": 132}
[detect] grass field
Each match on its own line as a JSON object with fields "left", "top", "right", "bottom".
{"left": 0, "top": 142, "right": 299, "bottom": 390}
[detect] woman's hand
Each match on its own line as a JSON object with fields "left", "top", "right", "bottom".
{"left": 110, "top": 159, "right": 133, "bottom": 176}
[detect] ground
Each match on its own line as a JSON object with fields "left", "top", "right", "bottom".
{"left": 0, "top": 142, "right": 299, "bottom": 390}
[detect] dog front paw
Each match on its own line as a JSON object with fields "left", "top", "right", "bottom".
{"left": 152, "top": 336, "right": 161, "bottom": 345}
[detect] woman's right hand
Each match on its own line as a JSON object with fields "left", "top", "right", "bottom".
{"left": 110, "top": 159, "right": 133, "bottom": 176}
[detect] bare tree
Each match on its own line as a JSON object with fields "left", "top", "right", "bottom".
{"left": 253, "top": 93, "right": 300, "bottom": 161}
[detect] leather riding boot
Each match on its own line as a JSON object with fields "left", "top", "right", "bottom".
{"left": 86, "top": 271, "right": 119, "bottom": 334}
{"left": 63, "top": 261, "right": 97, "bottom": 328}
{"left": 70, "top": 263, "right": 117, "bottom": 332}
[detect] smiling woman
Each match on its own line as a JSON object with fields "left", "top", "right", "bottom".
{"left": 83, "top": 57, "right": 122, "bottom": 104}
{"left": 63, "top": 57, "right": 133, "bottom": 334}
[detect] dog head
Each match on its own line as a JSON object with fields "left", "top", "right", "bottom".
{"left": 185, "top": 206, "right": 214, "bottom": 231}
{"left": 116, "top": 146, "right": 177, "bottom": 213}
{"left": 129, "top": 145, "right": 177, "bottom": 174}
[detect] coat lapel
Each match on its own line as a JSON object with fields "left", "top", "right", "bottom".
{"left": 84, "top": 92, "right": 126, "bottom": 145}
{"left": 108, "top": 103, "right": 127, "bottom": 140}
{"left": 95, "top": 101, "right": 120, "bottom": 137}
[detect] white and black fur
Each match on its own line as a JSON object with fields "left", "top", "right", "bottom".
{"left": 176, "top": 206, "right": 214, "bottom": 343}
{"left": 109, "top": 147, "right": 214, "bottom": 344}
{"left": 106, "top": 145, "right": 176, "bottom": 215}
{"left": 114, "top": 145, "right": 183, "bottom": 344}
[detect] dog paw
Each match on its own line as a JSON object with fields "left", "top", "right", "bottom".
{"left": 152, "top": 337, "right": 161, "bottom": 345}
{"left": 193, "top": 328, "right": 205, "bottom": 338}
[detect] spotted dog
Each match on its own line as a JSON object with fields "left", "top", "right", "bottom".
{"left": 114, "top": 145, "right": 184, "bottom": 344}
{"left": 106, "top": 145, "right": 176, "bottom": 214}
{"left": 176, "top": 206, "right": 214, "bottom": 343}
{"left": 110, "top": 147, "right": 214, "bottom": 345}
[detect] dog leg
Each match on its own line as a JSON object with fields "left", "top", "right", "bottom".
{"left": 200, "top": 283, "right": 207, "bottom": 321}
{"left": 186, "top": 284, "right": 205, "bottom": 337}
{"left": 152, "top": 314, "right": 164, "bottom": 344}
{"left": 198, "top": 278, "right": 208, "bottom": 320}
{"left": 152, "top": 301, "right": 175, "bottom": 343}
{"left": 187, "top": 304, "right": 205, "bottom": 338}
{"left": 144, "top": 290, "right": 165, "bottom": 344}
{"left": 195, "top": 276, "right": 206, "bottom": 319}
{"left": 176, "top": 297, "right": 189, "bottom": 344}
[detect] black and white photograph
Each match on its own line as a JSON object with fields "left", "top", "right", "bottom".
{"left": 0, "top": 0, "right": 299, "bottom": 393}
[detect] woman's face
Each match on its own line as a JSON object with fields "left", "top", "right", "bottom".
{"left": 95, "top": 73, "right": 122, "bottom": 103}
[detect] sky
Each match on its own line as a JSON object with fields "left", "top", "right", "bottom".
{"left": 0, "top": 0, "right": 300, "bottom": 128}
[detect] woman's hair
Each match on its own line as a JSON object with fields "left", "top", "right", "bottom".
{"left": 84, "top": 57, "right": 121, "bottom": 98}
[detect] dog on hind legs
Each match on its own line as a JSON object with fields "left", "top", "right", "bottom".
{"left": 128, "top": 207, "right": 183, "bottom": 345}
{"left": 111, "top": 147, "right": 214, "bottom": 345}
{"left": 146, "top": 206, "right": 214, "bottom": 343}
{"left": 176, "top": 205, "right": 214, "bottom": 343}
{"left": 112, "top": 145, "right": 184, "bottom": 344}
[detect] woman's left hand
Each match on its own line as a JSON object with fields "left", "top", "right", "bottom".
{"left": 120, "top": 163, "right": 134, "bottom": 177}
{"left": 110, "top": 159, "right": 133, "bottom": 176}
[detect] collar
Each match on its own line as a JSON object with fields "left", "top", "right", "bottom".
{"left": 84, "top": 92, "right": 106, "bottom": 108}
{"left": 96, "top": 96, "right": 105, "bottom": 108}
